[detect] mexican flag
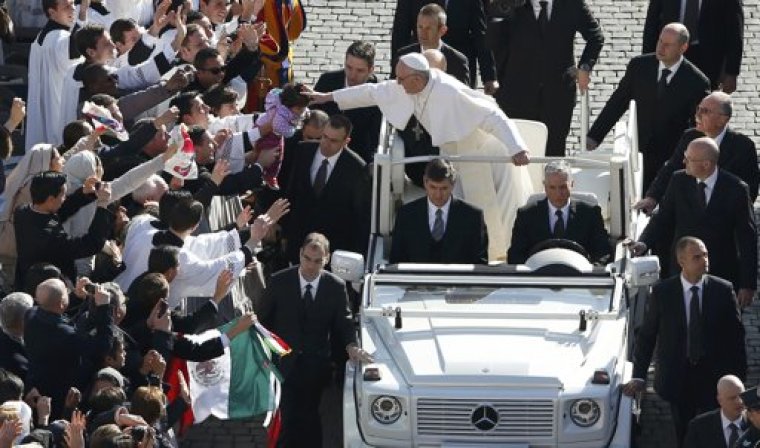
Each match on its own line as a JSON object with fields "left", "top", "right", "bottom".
{"left": 185, "top": 320, "right": 289, "bottom": 423}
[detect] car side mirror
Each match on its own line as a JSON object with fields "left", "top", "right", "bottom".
{"left": 627, "top": 256, "right": 660, "bottom": 288}
{"left": 331, "top": 250, "right": 365, "bottom": 283}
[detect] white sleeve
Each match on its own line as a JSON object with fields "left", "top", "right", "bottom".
{"left": 184, "top": 229, "right": 242, "bottom": 259}
{"left": 110, "top": 156, "right": 164, "bottom": 201}
{"left": 479, "top": 109, "right": 529, "bottom": 156}
{"left": 332, "top": 83, "right": 384, "bottom": 111}
{"left": 169, "top": 251, "right": 247, "bottom": 307}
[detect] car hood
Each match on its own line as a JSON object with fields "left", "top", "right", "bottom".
{"left": 370, "top": 314, "right": 624, "bottom": 388}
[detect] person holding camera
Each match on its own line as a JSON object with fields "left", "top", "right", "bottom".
{"left": 24, "top": 278, "right": 115, "bottom": 420}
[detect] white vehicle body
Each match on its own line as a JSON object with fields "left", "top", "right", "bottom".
{"left": 341, "top": 99, "right": 652, "bottom": 447}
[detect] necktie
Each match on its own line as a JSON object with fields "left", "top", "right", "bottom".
{"left": 657, "top": 68, "right": 672, "bottom": 97}
{"left": 697, "top": 181, "right": 707, "bottom": 210}
{"left": 313, "top": 159, "right": 329, "bottom": 195}
{"left": 553, "top": 209, "right": 565, "bottom": 238}
{"left": 688, "top": 285, "right": 703, "bottom": 364}
{"left": 303, "top": 283, "right": 314, "bottom": 301}
{"left": 728, "top": 422, "right": 739, "bottom": 448}
{"left": 431, "top": 208, "right": 445, "bottom": 242}
{"left": 538, "top": 1, "right": 549, "bottom": 35}
{"left": 683, "top": 0, "right": 699, "bottom": 43}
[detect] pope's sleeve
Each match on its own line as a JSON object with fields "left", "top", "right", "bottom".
{"left": 332, "top": 83, "right": 385, "bottom": 111}
{"left": 479, "top": 105, "right": 529, "bottom": 156}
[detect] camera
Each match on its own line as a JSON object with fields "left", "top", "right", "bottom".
{"left": 94, "top": 181, "right": 102, "bottom": 190}
{"left": 84, "top": 283, "right": 97, "bottom": 295}
{"left": 131, "top": 425, "right": 148, "bottom": 442}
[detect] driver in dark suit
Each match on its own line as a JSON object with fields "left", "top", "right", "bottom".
{"left": 507, "top": 161, "right": 610, "bottom": 264}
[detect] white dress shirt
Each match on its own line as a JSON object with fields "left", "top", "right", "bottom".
{"left": 531, "top": 0, "right": 553, "bottom": 18}
{"left": 720, "top": 411, "right": 745, "bottom": 447}
{"left": 310, "top": 149, "right": 342, "bottom": 185}
{"left": 658, "top": 56, "right": 684, "bottom": 84}
{"left": 714, "top": 126, "right": 728, "bottom": 146}
{"left": 548, "top": 201, "right": 570, "bottom": 231}
{"left": 298, "top": 271, "right": 322, "bottom": 299}
{"left": 427, "top": 196, "right": 452, "bottom": 233}
{"left": 680, "top": 274, "right": 704, "bottom": 325}
{"left": 697, "top": 167, "right": 719, "bottom": 205}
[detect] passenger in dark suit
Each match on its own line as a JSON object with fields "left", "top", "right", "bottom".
{"left": 490, "top": 0, "right": 604, "bottom": 156}
{"left": 587, "top": 23, "right": 710, "bottom": 191}
{"left": 257, "top": 233, "right": 372, "bottom": 448}
{"left": 683, "top": 375, "right": 748, "bottom": 448}
{"left": 392, "top": 4, "right": 470, "bottom": 85}
{"left": 284, "top": 114, "right": 371, "bottom": 264}
{"left": 25, "top": 279, "right": 115, "bottom": 420}
{"left": 642, "top": 0, "right": 744, "bottom": 92}
{"left": 624, "top": 237, "right": 747, "bottom": 448}
{"left": 632, "top": 137, "right": 757, "bottom": 307}
{"left": 392, "top": 0, "right": 497, "bottom": 92}
{"left": 312, "top": 41, "right": 382, "bottom": 164}
{"left": 0, "top": 292, "right": 34, "bottom": 381}
{"left": 390, "top": 159, "right": 488, "bottom": 264}
{"left": 735, "top": 387, "right": 760, "bottom": 448}
{"left": 636, "top": 92, "right": 759, "bottom": 213}
{"left": 508, "top": 161, "right": 610, "bottom": 264}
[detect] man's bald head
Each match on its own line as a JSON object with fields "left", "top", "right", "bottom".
{"left": 35, "top": 278, "right": 69, "bottom": 314}
{"left": 689, "top": 136, "right": 720, "bottom": 163}
{"left": 705, "top": 91, "right": 733, "bottom": 118}
{"left": 717, "top": 375, "right": 745, "bottom": 421}
{"left": 684, "top": 136, "right": 719, "bottom": 180}
{"left": 422, "top": 49, "right": 447, "bottom": 72}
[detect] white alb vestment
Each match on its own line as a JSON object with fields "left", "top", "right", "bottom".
{"left": 26, "top": 21, "right": 83, "bottom": 149}
{"left": 333, "top": 69, "right": 533, "bottom": 260}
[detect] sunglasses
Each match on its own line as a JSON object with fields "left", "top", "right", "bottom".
{"left": 200, "top": 65, "right": 226, "bottom": 75}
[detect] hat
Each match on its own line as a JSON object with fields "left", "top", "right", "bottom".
{"left": 399, "top": 53, "right": 430, "bottom": 72}
{"left": 97, "top": 367, "right": 125, "bottom": 388}
{"left": 741, "top": 387, "right": 760, "bottom": 410}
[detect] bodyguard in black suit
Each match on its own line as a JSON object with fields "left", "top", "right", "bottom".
{"left": 642, "top": 0, "right": 744, "bottom": 92}
{"left": 390, "top": 159, "right": 488, "bottom": 264}
{"left": 312, "top": 41, "right": 382, "bottom": 164}
{"left": 284, "top": 114, "right": 371, "bottom": 264}
{"left": 587, "top": 23, "right": 710, "bottom": 191}
{"left": 624, "top": 237, "right": 747, "bottom": 447}
{"left": 683, "top": 375, "right": 748, "bottom": 448}
{"left": 508, "top": 161, "right": 610, "bottom": 264}
{"left": 639, "top": 92, "right": 759, "bottom": 209}
{"left": 391, "top": 4, "right": 470, "bottom": 85}
{"left": 392, "top": 0, "right": 497, "bottom": 91}
{"left": 633, "top": 137, "right": 757, "bottom": 306}
{"left": 257, "top": 234, "right": 372, "bottom": 448}
{"left": 490, "top": 0, "right": 604, "bottom": 156}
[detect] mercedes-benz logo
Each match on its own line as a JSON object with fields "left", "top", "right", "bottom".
{"left": 470, "top": 405, "right": 499, "bottom": 431}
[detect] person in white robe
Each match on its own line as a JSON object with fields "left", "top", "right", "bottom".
{"left": 26, "top": 0, "right": 84, "bottom": 150}
{"left": 309, "top": 53, "right": 534, "bottom": 261}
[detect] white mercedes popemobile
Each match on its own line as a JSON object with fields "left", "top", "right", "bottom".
{"left": 333, "top": 99, "right": 658, "bottom": 448}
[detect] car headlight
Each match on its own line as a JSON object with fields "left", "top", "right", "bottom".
{"left": 569, "top": 399, "right": 601, "bottom": 427}
{"left": 371, "top": 396, "right": 402, "bottom": 424}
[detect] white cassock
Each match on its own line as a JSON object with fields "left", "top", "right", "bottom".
{"left": 333, "top": 69, "right": 534, "bottom": 261}
{"left": 58, "top": 44, "right": 176, "bottom": 134}
{"left": 26, "top": 21, "right": 83, "bottom": 149}
{"left": 116, "top": 214, "right": 251, "bottom": 308}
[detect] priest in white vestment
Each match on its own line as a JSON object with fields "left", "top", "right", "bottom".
{"left": 310, "top": 53, "right": 534, "bottom": 261}
{"left": 26, "top": 0, "right": 83, "bottom": 150}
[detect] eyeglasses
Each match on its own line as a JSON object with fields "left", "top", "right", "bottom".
{"left": 397, "top": 73, "right": 421, "bottom": 82}
{"left": 199, "top": 65, "right": 226, "bottom": 75}
{"left": 696, "top": 106, "right": 727, "bottom": 116}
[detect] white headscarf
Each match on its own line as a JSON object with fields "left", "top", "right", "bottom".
{"left": 63, "top": 151, "right": 99, "bottom": 194}
{"left": 0, "top": 144, "right": 56, "bottom": 221}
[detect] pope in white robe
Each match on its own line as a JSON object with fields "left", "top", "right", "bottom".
{"left": 26, "top": 14, "right": 83, "bottom": 150}
{"left": 311, "top": 53, "right": 534, "bottom": 261}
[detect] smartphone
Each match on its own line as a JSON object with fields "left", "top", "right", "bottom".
{"left": 84, "top": 283, "right": 97, "bottom": 295}
{"left": 158, "top": 300, "right": 168, "bottom": 318}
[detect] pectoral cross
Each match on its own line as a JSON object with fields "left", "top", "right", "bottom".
{"left": 412, "top": 121, "right": 424, "bottom": 141}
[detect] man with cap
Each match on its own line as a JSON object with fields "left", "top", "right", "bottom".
{"left": 736, "top": 387, "right": 760, "bottom": 447}
{"left": 309, "top": 52, "right": 533, "bottom": 261}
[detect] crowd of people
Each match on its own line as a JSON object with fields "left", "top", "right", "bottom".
{"left": 0, "top": 0, "right": 756, "bottom": 446}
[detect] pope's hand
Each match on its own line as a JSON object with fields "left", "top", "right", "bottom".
{"left": 306, "top": 90, "right": 332, "bottom": 105}
{"left": 512, "top": 151, "right": 530, "bottom": 166}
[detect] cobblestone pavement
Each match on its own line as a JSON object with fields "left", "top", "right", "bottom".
{"left": 180, "top": 0, "right": 760, "bottom": 446}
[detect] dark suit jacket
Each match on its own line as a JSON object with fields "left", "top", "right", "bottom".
{"left": 390, "top": 197, "right": 488, "bottom": 264}
{"left": 684, "top": 408, "right": 744, "bottom": 448}
{"left": 391, "top": 0, "right": 495, "bottom": 85}
{"left": 24, "top": 305, "right": 115, "bottom": 419}
{"left": 393, "top": 42, "right": 470, "bottom": 85}
{"left": 587, "top": 54, "right": 709, "bottom": 160}
{"left": 312, "top": 70, "right": 382, "bottom": 164}
{"left": 0, "top": 329, "right": 28, "bottom": 381}
{"left": 491, "top": 0, "right": 604, "bottom": 112}
{"left": 633, "top": 275, "right": 746, "bottom": 405}
{"left": 507, "top": 198, "right": 610, "bottom": 264}
{"left": 640, "top": 169, "right": 757, "bottom": 290}
{"left": 284, "top": 143, "right": 371, "bottom": 263}
{"left": 647, "top": 127, "right": 760, "bottom": 203}
{"left": 257, "top": 266, "right": 355, "bottom": 377}
{"left": 642, "top": 0, "right": 744, "bottom": 84}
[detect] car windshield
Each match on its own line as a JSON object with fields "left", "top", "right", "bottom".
{"left": 372, "top": 283, "right": 615, "bottom": 314}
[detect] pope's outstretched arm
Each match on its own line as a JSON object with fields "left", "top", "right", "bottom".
{"left": 308, "top": 82, "right": 396, "bottom": 111}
